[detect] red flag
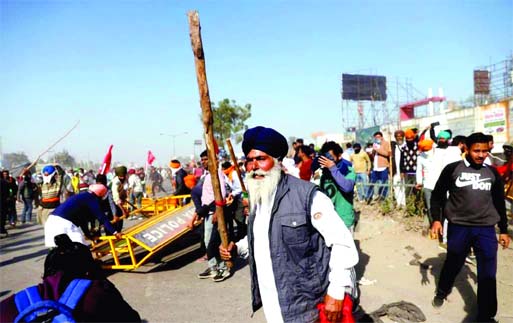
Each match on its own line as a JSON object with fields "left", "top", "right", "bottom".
{"left": 100, "top": 145, "right": 114, "bottom": 175}
{"left": 147, "top": 150, "right": 156, "bottom": 165}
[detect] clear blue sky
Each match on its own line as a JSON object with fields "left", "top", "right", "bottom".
{"left": 1, "top": 0, "right": 512, "bottom": 166}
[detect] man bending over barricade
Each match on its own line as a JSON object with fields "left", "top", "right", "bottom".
{"left": 44, "top": 184, "right": 122, "bottom": 247}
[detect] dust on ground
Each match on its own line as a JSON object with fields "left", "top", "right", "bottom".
{"left": 353, "top": 200, "right": 513, "bottom": 323}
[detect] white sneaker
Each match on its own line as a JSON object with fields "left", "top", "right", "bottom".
{"left": 212, "top": 268, "right": 231, "bottom": 282}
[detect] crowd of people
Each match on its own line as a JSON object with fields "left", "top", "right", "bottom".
{"left": 1, "top": 122, "right": 512, "bottom": 322}
{"left": 0, "top": 162, "right": 200, "bottom": 239}
{"left": 215, "top": 125, "right": 510, "bottom": 322}
{"left": 175, "top": 124, "right": 510, "bottom": 322}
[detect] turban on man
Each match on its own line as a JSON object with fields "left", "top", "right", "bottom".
{"left": 418, "top": 139, "right": 434, "bottom": 152}
{"left": 405, "top": 129, "right": 416, "bottom": 140}
{"left": 242, "top": 126, "right": 288, "bottom": 160}
{"left": 169, "top": 160, "right": 181, "bottom": 169}
{"left": 437, "top": 130, "right": 451, "bottom": 140}
{"left": 394, "top": 130, "right": 405, "bottom": 137}
{"left": 114, "top": 166, "right": 127, "bottom": 177}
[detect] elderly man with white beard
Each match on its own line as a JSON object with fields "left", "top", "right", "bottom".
{"left": 220, "top": 126, "right": 359, "bottom": 323}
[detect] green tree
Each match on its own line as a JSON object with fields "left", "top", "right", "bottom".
{"left": 76, "top": 160, "right": 101, "bottom": 171}
{"left": 203, "top": 98, "right": 251, "bottom": 146}
{"left": 2, "top": 152, "right": 30, "bottom": 170}
{"left": 51, "top": 150, "right": 76, "bottom": 168}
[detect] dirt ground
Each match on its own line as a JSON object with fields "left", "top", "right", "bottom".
{"left": 352, "top": 200, "right": 513, "bottom": 323}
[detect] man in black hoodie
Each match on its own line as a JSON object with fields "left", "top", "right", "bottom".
{"left": 430, "top": 132, "right": 510, "bottom": 322}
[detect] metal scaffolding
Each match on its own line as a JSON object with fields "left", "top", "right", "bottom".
{"left": 474, "top": 55, "right": 513, "bottom": 106}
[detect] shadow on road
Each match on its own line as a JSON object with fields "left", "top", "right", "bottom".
{"left": 0, "top": 234, "right": 45, "bottom": 251}
{"left": 352, "top": 239, "right": 375, "bottom": 321}
{"left": 146, "top": 227, "right": 250, "bottom": 277}
{"left": 1, "top": 243, "right": 45, "bottom": 254}
{"left": 354, "top": 239, "right": 370, "bottom": 280}
{"left": 0, "top": 248, "right": 48, "bottom": 267}
{"left": 156, "top": 247, "right": 206, "bottom": 272}
{"left": 1, "top": 225, "right": 42, "bottom": 238}
{"left": 419, "top": 253, "right": 477, "bottom": 321}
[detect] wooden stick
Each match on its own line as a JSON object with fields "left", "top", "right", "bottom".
{"left": 21, "top": 120, "right": 80, "bottom": 175}
{"left": 226, "top": 138, "right": 247, "bottom": 193}
{"left": 387, "top": 129, "right": 394, "bottom": 196}
{"left": 187, "top": 10, "right": 231, "bottom": 267}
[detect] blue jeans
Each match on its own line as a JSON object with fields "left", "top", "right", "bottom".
{"left": 7, "top": 200, "right": 17, "bottom": 224}
{"left": 21, "top": 198, "right": 33, "bottom": 222}
{"left": 204, "top": 213, "right": 226, "bottom": 270}
{"left": 436, "top": 223, "right": 498, "bottom": 321}
{"left": 355, "top": 173, "right": 368, "bottom": 200}
{"left": 366, "top": 169, "right": 389, "bottom": 200}
{"left": 130, "top": 192, "right": 143, "bottom": 209}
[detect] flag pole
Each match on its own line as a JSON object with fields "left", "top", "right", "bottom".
{"left": 21, "top": 120, "right": 80, "bottom": 175}
{"left": 187, "top": 10, "right": 231, "bottom": 268}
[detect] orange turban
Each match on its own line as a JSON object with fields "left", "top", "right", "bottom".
{"left": 169, "top": 161, "right": 181, "bottom": 169}
{"left": 418, "top": 139, "right": 434, "bottom": 152}
{"left": 405, "top": 129, "right": 415, "bottom": 140}
{"left": 184, "top": 174, "right": 197, "bottom": 189}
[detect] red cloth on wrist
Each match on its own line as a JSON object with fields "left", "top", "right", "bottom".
{"left": 215, "top": 199, "right": 226, "bottom": 207}
{"left": 317, "top": 294, "right": 355, "bottom": 323}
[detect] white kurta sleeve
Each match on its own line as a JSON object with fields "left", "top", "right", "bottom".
{"left": 235, "top": 236, "right": 250, "bottom": 260}
{"left": 310, "top": 191, "right": 359, "bottom": 300}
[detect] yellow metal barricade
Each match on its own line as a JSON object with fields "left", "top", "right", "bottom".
{"left": 92, "top": 195, "right": 196, "bottom": 270}
{"left": 126, "top": 194, "right": 191, "bottom": 217}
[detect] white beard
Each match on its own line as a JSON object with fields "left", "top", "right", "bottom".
{"left": 246, "top": 162, "right": 282, "bottom": 214}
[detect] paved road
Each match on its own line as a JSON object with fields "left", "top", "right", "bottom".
{"left": 0, "top": 191, "right": 265, "bottom": 323}
{"left": 0, "top": 221, "right": 264, "bottom": 322}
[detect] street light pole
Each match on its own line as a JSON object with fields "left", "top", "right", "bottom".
{"left": 172, "top": 136, "right": 177, "bottom": 157}
{"left": 160, "top": 132, "right": 188, "bottom": 158}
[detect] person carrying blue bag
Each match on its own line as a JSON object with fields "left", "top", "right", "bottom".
{"left": 0, "top": 234, "right": 141, "bottom": 322}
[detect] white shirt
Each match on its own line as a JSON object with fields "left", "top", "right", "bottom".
{"left": 236, "top": 191, "right": 358, "bottom": 322}
{"left": 128, "top": 174, "right": 144, "bottom": 193}
{"left": 373, "top": 143, "right": 387, "bottom": 172}
{"left": 225, "top": 170, "right": 242, "bottom": 197}
{"left": 201, "top": 169, "right": 227, "bottom": 206}
{"left": 394, "top": 142, "right": 404, "bottom": 176}
{"left": 424, "top": 146, "right": 463, "bottom": 190}
{"left": 253, "top": 191, "right": 282, "bottom": 322}
{"left": 111, "top": 176, "right": 127, "bottom": 204}
{"left": 281, "top": 157, "right": 299, "bottom": 178}
{"left": 416, "top": 150, "right": 434, "bottom": 189}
